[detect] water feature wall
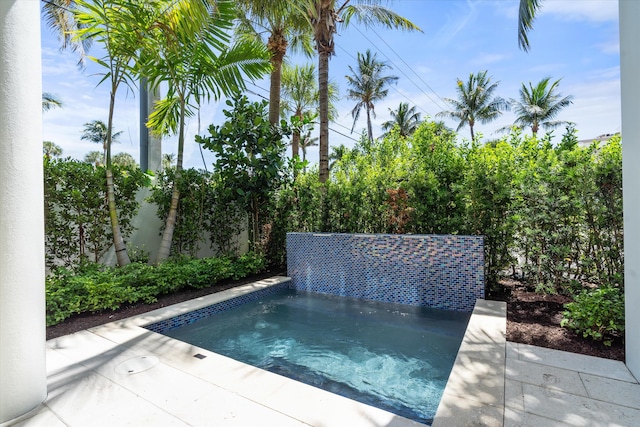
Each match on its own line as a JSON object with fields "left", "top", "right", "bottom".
{"left": 286, "top": 233, "right": 484, "bottom": 312}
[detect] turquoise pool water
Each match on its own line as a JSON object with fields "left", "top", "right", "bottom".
{"left": 163, "top": 288, "right": 470, "bottom": 425}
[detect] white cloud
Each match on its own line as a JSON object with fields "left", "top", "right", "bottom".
{"left": 540, "top": 0, "right": 618, "bottom": 23}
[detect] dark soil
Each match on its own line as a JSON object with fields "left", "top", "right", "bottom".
{"left": 493, "top": 278, "right": 625, "bottom": 362}
{"left": 47, "top": 272, "right": 625, "bottom": 362}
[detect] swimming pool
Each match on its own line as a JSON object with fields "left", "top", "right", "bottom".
{"left": 156, "top": 287, "right": 470, "bottom": 425}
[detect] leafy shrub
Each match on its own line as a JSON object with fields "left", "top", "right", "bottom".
{"left": 46, "top": 252, "right": 266, "bottom": 326}
{"left": 561, "top": 286, "right": 625, "bottom": 346}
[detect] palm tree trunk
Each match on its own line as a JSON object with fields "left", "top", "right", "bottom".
{"left": 268, "top": 30, "right": 287, "bottom": 125}
{"left": 106, "top": 88, "right": 130, "bottom": 266}
{"left": 318, "top": 51, "right": 330, "bottom": 182}
{"left": 156, "top": 99, "right": 186, "bottom": 263}
{"left": 292, "top": 112, "right": 301, "bottom": 159}
{"left": 470, "top": 125, "right": 475, "bottom": 141}
{"left": 366, "top": 107, "right": 373, "bottom": 142}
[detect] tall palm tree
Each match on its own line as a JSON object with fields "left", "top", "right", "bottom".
{"left": 345, "top": 49, "right": 398, "bottom": 142}
{"left": 298, "top": 0, "right": 420, "bottom": 182}
{"left": 280, "top": 63, "right": 338, "bottom": 159}
{"left": 300, "top": 131, "right": 318, "bottom": 173}
{"left": 510, "top": 77, "right": 574, "bottom": 136}
{"left": 381, "top": 102, "right": 421, "bottom": 138}
{"left": 235, "top": 0, "right": 313, "bottom": 125}
{"left": 140, "top": 0, "right": 271, "bottom": 263}
{"left": 437, "top": 71, "right": 508, "bottom": 141}
{"left": 81, "top": 120, "right": 123, "bottom": 165}
{"left": 42, "top": 92, "right": 63, "bottom": 111}
{"left": 73, "top": 0, "right": 154, "bottom": 266}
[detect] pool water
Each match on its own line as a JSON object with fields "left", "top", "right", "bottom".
{"left": 163, "top": 288, "right": 470, "bottom": 425}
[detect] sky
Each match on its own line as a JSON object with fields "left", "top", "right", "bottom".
{"left": 41, "top": 0, "right": 621, "bottom": 170}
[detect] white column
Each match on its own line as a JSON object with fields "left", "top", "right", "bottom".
{"left": 0, "top": 0, "right": 47, "bottom": 423}
{"left": 620, "top": 0, "right": 640, "bottom": 379}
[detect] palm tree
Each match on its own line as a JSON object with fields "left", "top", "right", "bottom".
{"left": 140, "top": 0, "right": 271, "bottom": 263}
{"left": 298, "top": 0, "right": 420, "bottom": 182}
{"left": 73, "top": 0, "right": 152, "bottom": 266}
{"left": 41, "top": 0, "right": 91, "bottom": 65}
{"left": 345, "top": 49, "right": 398, "bottom": 142}
{"left": 162, "top": 153, "right": 176, "bottom": 170}
{"left": 112, "top": 152, "right": 137, "bottom": 168}
{"left": 81, "top": 120, "right": 123, "bottom": 165}
{"left": 518, "top": 0, "right": 543, "bottom": 52}
{"left": 300, "top": 131, "right": 318, "bottom": 173}
{"left": 43, "top": 141, "right": 63, "bottom": 158}
{"left": 281, "top": 63, "right": 338, "bottom": 159}
{"left": 329, "top": 144, "right": 348, "bottom": 170}
{"left": 510, "top": 77, "right": 574, "bottom": 136}
{"left": 235, "top": 0, "right": 313, "bottom": 125}
{"left": 381, "top": 102, "right": 421, "bottom": 138}
{"left": 437, "top": 71, "right": 508, "bottom": 141}
{"left": 42, "top": 93, "right": 63, "bottom": 111}
{"left": 84, "top": 150, "right": 103, "bottom": 165}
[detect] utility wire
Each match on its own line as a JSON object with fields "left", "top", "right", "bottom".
{"left": 350, "top": 25, "right": 449, "bottom": 112}
{"left": 246, "top": 82, "right": 360, "bottom": 143}
{"left": 368, "top": 25, "right": 451, "bottom": 110}
{"left": 337, "top": 44, "right": 433, "bottom": 119}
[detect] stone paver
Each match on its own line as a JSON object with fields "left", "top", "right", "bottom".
{"left": 505, "top": 342, "right": 640, "bottom": 427}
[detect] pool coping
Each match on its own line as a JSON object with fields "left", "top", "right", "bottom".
{"left": 77, "top": 276, "right": 506, "bottom": 426}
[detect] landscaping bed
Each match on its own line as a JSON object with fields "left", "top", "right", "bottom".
{"left": 48, "top": 272, "right": 625, "bottom": 362}
{"left": 496, "top": 278, "right": 624, "bottom": 361}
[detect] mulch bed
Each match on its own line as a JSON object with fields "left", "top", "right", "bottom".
{"left": 494, "top": 278, "right": 624, "bottom": 362}
{"left": 47, "top": 272, "right": 625, "bottom": 362}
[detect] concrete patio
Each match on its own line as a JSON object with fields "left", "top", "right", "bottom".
{"left": 5, "top": 278, "right": 639, "bottom": 427}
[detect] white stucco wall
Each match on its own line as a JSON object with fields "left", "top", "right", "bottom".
{"left": 620, "top": 0, "right": 640, "bottom": 380}
{"left": 0, "top": 0, "right": 47, "bottom": 423}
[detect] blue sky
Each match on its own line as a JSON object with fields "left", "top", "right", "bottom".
{"left": 41, "top": 0, "right": 621, "bottom": 170}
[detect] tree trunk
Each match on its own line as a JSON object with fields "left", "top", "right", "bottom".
{"left": 106, "top": 88, "right": 130, "bottom": 266}
{"left": 318, "top": 51, "right": 330, "bottom": 182}
{"left": 156, "top": 99, "right": 186, "bottom": 263}
{"left": 292, "top": 112, "right": 301, "bottom": 159}
{"left": 267, "top": 29, "right": 287, "bottom": 126}
{"left": 366, "top": 106, "right": 373, "bottom": 142}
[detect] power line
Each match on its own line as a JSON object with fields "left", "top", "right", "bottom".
{"left": 349, "top": 25, "right": 449, "bottom": 113}
{"left": 336, "top": 43, "right": 433, "bottom": 120}
{"left": 368, "top": 25, "right": 450, "bottom": 110}
{"left": 246, "top": 82, "right": 360, "bottom": 143}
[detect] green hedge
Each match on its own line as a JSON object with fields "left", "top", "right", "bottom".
{"left": 46, "top": 252, "right": 265, "bottom": 326}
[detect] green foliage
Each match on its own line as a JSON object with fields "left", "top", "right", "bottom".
{"left": 148, "top": 167, "right": 245, "bottom": 257}
{"left": 44, "top": 158, "right": 149, "bottom": 268}
{"left": 270, "top": 122, "right": 623, "bottom": 298}
{"left": 561, "top": 286, "right": 625, "bottom": 345}
{"left": 197, "top": 95, "right": 292, "bottom": 251}
{"left": 45, "top": 252, "right": 266, "bottom": 326}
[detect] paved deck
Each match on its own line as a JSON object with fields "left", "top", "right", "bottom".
{"left": 4, "top": 277, "right": 639, "bottom": 426}
{"left": 504, "top": 342, "right": 640, "bottom": 426}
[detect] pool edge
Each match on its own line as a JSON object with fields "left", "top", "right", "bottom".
{"left": 432, "top": 299, "right": 507, "bottom": 427}
{"left": 84, "top": 277, "right": 506, "bottom": 427}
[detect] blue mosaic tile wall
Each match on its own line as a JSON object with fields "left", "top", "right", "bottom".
{"left": 286, "top": 233, "right": 484, "bottom": 312}
{"left": 145, "top": 281, "right": 289, "bottom": 334}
